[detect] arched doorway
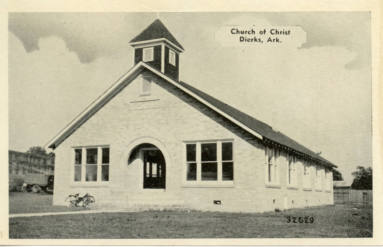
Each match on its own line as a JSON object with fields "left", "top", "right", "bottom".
{"left": 128, "top": 143, "right": 166, "bottom": 189}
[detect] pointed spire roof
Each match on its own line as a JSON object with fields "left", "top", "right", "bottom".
{"left": 130, "top": 19, "right": 184, "bottom": 51}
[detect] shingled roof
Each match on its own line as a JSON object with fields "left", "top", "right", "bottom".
{"left": 178, "top": 80, "right": 336, "bottom": 168}
{"left": 130, "top": 19, "right": 184, "bottom": 50}
{"left": 46, "top": 62, "right": 335, "bottom": 169}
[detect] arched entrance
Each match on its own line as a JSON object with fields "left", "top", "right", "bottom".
{"left": 128, "top": 143, "right": 166, "bottom": 189}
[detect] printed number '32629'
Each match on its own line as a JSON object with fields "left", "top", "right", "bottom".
{"left": 286, "top": 216, "right": 314, "bottom": 223}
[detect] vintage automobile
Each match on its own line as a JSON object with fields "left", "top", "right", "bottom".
{"left": 23, "top": 174, "right": 54, "bottom": 194}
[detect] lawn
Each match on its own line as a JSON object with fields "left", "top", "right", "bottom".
{"left": 9, "top": 192, "right": 88, "bottom": 214}
{"left": 9, "top": 200, "right": 372, "bottom": 238}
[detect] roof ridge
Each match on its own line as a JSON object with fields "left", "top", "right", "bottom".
{"left": 46, "top": 62, "right": 335, "bottom": 168}
{"left": 179, "top": 81, "right": 335, "bottom": 168}
{"left": 179, "top": 80, "right": 274, "bottom": 129}
{"left": 130, "top": 19, "right": 184, "bottom": 50}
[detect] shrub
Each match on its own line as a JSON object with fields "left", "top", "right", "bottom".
{"left": 9, "top": 175, "right": 25, "bottom": 192}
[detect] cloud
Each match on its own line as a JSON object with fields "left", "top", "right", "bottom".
{"left": 8, "top": 13, "right": 371, "bottom": 184}
{"left": 180, "top": 20, "right": 371, "bottom": 183}
{"left": 9, "top": 12, "right": 371, "bottom": 69}
{"left": 8, "top": 32, "right": 132, "bottom": 151}
{"left": 258, "top": 12, "right": 371, "bottom": 69}
{"left": 8, "top": 13, "right": 154, "bottom": 63}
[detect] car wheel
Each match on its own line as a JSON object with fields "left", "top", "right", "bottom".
{"left": 31, "top": 184, "right": 41, "bottom": 193}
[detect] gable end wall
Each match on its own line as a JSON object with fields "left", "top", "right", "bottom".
{"left": 52, "top": 70, "right": 333, "bottom": 212}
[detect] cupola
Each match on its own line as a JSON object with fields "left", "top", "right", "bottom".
{"left": 129, "top": 19, "right": 184, "bottom": 81}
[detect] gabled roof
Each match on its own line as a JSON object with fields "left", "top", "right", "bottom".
{"left": 46, "top": 62, "right": 335, "bottom": 169}
{"left": 179, "top": 81, "right": 336, "bottom": 168}
{"left": 130, "top": 19, "right": 184, "bottom": 51}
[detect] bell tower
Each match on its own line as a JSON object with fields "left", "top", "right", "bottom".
{"left": 129, "top": 19, "right": 184, "bottom": 81}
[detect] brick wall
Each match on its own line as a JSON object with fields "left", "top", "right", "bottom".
{"left": 53, "top": 71, "right": 333, "bottom": 212}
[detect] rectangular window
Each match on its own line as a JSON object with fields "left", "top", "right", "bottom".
{"left": 222, "top": 142, "right": 233, "bottom": 160}
{"left": 186, "top": 144, "right": 197, "bottom": 181}
{"left": 169, "top": 49, "right": 176, "bottom": 66}
{"left": 326, "top": 170, "right": 332, "bottom": 191}
{"left": 86, "top": 148, "right": 97, "bottom": 164}
{"left": 185, "top": 141, "right": 234, "bottom": 183}
{"left": 201, "top": 143, "right": 217, "bottom": 181}
{"left": 268, "top": 156, "right": 272, "bottom": 182}
{"left": 73, "top": 146, "right": 109, "bottom": 183}
{"left": 186, "top": 144, "right": 196, "bottom": 162}
{"left": 286, "top": 156, "right": 297, "bottom": 187}
{"left": 315, "top": 167, "right": 322, "bottom": 190}
{"left": 74, "top": 149, "right": 82, "bottom": 181}
{"left": 222, "top": 162, "right": 233, "bottom": 181}
{"left": 101, "top": 148, "right": 109, "bottom": 181}
{"left": 303, "top": 163, "right": 311, "bottom": 189}
{"left": 186, "top": 163, "right": 197, "bottom": 180}
{"left": 201, "top": 143, "right": 217, "bottom": 162}
{"left": 222, "top": 142, "right": 233, "bottom": 181}
{"left": 265, "top": 147, "right": 279, "bottom": 185}
{"left": 143, "top": 47, "right": 154, "bottom": 62}
{"left": 288, "top": 160, "right": 292, "bottom": 185}
{"left": 201, "top": 162, "right": 217, "bottom": 180}
{"left": 86, "top": 148, "right": 97, "bottom": 181}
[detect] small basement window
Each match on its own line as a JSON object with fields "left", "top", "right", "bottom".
{"left": 143, "top": 47, "right": 154, "bottom": 62}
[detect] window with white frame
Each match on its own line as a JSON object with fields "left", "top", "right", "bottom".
{"left": 86, "top": 148, "right": 98, "bottom": 181}
{"left": 185, "top": 141, "right": 233, "bottom": 182}
{"left": 186, "top": 143, "right": 197, "bottom": 181}
{"left": 287, "top": 155, "right": 298, "bottom": 187}
{"left": 169, "top": 49, "right": 176, "bottom": 66}
{"left": 143, "top": 47, "right": 154, "bottom": 62}
{"left": 315, "top": 167, "right": 322, "bottom": 190}
{"left": 325, "top": 169, "right": 332, "bottom": 191}
{"left": 303, "top": 163, "right": 311, "bottom": 189}
{"left": 265, "top": 147, "right": 279, "bottom": 185}
{"left": 74, "top": 149, "right": 82, "bottom": 181}
{"left": 221, "top": 142, "right": 234, "bottom": 180}
{"left": 101, "top": 147, "right": 110, "bottom": 181}
{"left": 73, "top": 147, "right": 110, "bottom": 182}
{"left": 201, "top": 143, "right": 218, "bottom": 180}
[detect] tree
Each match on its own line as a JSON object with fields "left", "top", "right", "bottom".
{"left": 26, "top": 146, "right": 47, "bottom": 156}
{"left": 332, "top": 169, "right": 343, "bottom": 181}
{"left": 351, "top": 166, "right": 372, "bottom": 190}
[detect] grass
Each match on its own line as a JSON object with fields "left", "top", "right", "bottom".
{"left": 9, "top": 192, "right": 88, "bottom": 214}
{"left": 9, "top": 198, "right": 372, "bottom": 238}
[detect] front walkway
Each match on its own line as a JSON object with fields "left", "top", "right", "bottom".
{"left": 9, "top": 208, "right": 136, "bottom": 218}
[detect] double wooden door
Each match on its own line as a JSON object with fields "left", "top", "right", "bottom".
{"left": 143, "top": 149, "right": 166, "bottom": 189}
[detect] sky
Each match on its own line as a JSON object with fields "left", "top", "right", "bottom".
{"left": 8, "top": 12, "right": 371, "bottom": 184}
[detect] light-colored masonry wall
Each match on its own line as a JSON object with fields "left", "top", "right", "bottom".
{"left": 53, "top": 71, "right": 333, "bottom": 212}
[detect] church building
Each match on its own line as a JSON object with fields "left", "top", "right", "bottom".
{"left": 47, "top": 19, "right": 335, "bottom": 212}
